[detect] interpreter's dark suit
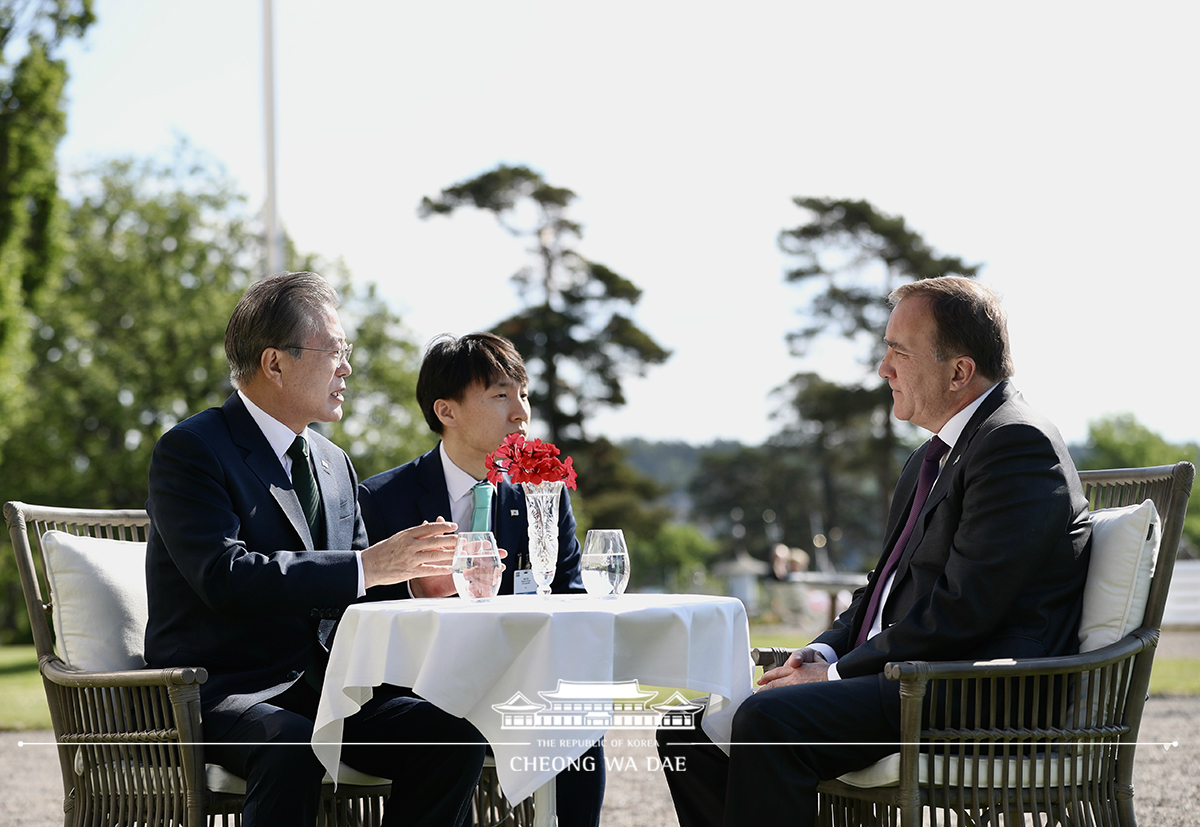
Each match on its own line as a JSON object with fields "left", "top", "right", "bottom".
{"left": 358, "top": 444, "right": 585, "bottom": 595}
{"left": 359, "top": 445, "right": 602, "bottom": 827}
{"left": 658, "top": 382, "right": 1093, "bottom": 827}
{"left": 144, "top": 393, "right": 484, "bottom": 827}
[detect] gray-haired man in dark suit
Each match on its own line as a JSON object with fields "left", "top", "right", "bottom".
{"left": 145, "top": 272, "right": 486, "bottom": 826}
{"left": 658, "top": 276, "right": 1092, "bottom": 827}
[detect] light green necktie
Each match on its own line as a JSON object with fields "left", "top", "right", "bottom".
{"left": 470, "top": 481, "right": 495, "bottom": 532}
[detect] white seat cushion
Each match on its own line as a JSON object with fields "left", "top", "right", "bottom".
{"left": 205, "top": 763, "right": 391, "bottom": 793}
{"left": 42, "top": 531, "right": 148, "bottom": 671}
{"left": 837, "top": 750, "right": 1086, "bottom": 788}
{"left": 1077, "top": 500, "right": 1160, "bottom": 652}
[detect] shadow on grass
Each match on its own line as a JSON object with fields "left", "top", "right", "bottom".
{"left": 0, "top": 660, "right": 38, "bottom": 677}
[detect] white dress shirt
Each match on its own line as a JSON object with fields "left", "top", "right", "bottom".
{"left": 237, "top": 390, "right": 366, "bottom": 596}
{"left": 439, "top": 441, "right": 489, "bottom": 530}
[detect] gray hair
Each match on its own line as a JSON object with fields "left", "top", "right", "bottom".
{"left": 225, "top": 272, "right": 340, "bottom": 388}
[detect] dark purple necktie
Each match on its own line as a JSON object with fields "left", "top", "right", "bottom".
{"left": 855, "top": 435, "right": 949, "bottom": 647}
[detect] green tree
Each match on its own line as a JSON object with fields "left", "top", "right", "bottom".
{"left": 1078, "top": 414, "right": 1200, "bottom": 555}
{"left": 777, "top": 198, "right": 982, "bottom": 536}
{"left": 0, "top": 151, "right": 254, "bottom": 511}
{"left": 324, "top": 279, "right": 433, "bottom": 480}
{"left": 419, "top": 163, "right": 673, "bottom": 572}
{"left": 770, "top": 373, "right": 894, "bottom": 569}
{"left": 2, "top": 152, "right": 431, "bottom": 508}
{"left": 0, "top": 150, "right": 428, "bottom": 641}
{"left": 0, "top": 149, "right": 250, "bottom": 643}
{"left": 637, "top": 522, "right": 720, "bottom": 593}
{"left": 0, "top": 0, "right": 94, "bottom": 464}
{"left": 419, "top": 163, "right": 670, "bottom": 446}
{"left": 689, "top": 443, "right": 821, "bottom": 563}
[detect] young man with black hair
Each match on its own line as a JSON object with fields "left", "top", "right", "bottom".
{"left": 360, "top": 332, "right": 603, "bottom": 827}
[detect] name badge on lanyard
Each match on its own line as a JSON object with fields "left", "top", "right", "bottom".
{"left": 506, "top": 505, "right": 540, "bottom": 594}
{"left": 513, "top": 568, "right": 537, "bottom": 595}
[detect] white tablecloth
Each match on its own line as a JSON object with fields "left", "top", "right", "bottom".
{"left": 312, "top": 593, "right": 754, "bottom": 804}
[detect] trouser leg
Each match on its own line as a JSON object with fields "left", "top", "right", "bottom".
{"left": 204, "top": 682, "right": 325, "bottom": 827}
{"left": 339, "top": 685, "right": 487, "bottom": 827}
{"left": 554, "top": 740, "right": 606, "bottom": 827}
{"left": 724, "top": 674, "right": 902, "bottom": 826}
{"left": 656, "top": 704, "right": 729, "bottom": 827}
{"left": 656, "top": 677, "right": 902, "bottom": 827}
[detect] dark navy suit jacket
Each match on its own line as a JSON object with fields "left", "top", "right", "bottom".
{"left": 358, "top": 445, "right": 585, "bottom": 596}
{"left": 816, "top": 381, "right": 1093, "bottom": 678}
{"left": 144, "top": 393, "right": 365, "bottom": 738}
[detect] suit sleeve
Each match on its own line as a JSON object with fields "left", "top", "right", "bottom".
{"left": 147, "top": 425, "right": 359, "bottom": 616}
{"left": 356, "top": 479, "right": 419, "bottom": 602}
{"left": 358, "top": 481, "right": 387, "bottom": 545}
{"left": 551, "top": 488, "right": 585, "bottom": 593}
{"left": 812, "top": 585, "right": 868, "bottom": 657}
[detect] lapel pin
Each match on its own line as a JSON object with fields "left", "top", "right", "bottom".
{"left": 510, "top": 510, "right": 520, "bottom": 517}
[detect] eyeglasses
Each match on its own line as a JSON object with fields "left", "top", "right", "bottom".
{"left": 285, "top": 343, "right": 353, "bottom": 363}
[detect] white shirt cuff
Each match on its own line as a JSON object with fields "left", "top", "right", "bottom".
{"left": 807, "top": 642, "right": 840, "bottom": 681}
{"left": 809, "top": 642, "right": 838, "bottom": 664}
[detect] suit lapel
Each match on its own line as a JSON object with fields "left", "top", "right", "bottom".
{"left": 222, "top": 393, "right": 314, "bottom": 550}
{"left": 415, "top": 448, "right": 455, "bottom": 524}
{"left": 891, "top": 382, "right": 1014, "bottom": 583}
{"left": 495, "top": 481, "right": 525, "bottom": 561}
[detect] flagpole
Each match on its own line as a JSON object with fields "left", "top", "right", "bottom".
{"left": 263, "top": 0, "right": 284, "bottom": 275}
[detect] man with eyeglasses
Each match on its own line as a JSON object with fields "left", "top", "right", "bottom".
{"left": 144, "top": 271, "right": 487, "bottom": 827}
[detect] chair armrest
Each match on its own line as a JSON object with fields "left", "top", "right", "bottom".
{"left": 38, "top": 653, "right": 211, "bottom": 803}
{"left": 882, "top": 629, "right": 1154, "bottom": 683}
{"left": 750, "top": 646, "right": 793, "bottom": 670}
{"left": 40, "top": 655, "right": 208, "bottom": 687}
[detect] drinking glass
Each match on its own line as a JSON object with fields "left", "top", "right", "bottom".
{"left": 581, "top": 529, "right": 631, "bottom": 597}
{"left": 453, "top": 531, "right": 503, "bottom": 601}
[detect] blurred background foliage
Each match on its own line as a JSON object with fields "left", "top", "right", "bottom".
{"left": 0, "top": 1, "right": 1196, "bottom": 644}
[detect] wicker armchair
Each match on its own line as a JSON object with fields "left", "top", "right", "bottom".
{"left": 752, "top": 461, "right": 1195, "bottom": 827}
{"left": 5, "top": 501, "right": 530, "bottom": 827}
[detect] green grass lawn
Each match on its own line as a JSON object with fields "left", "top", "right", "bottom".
{"left": 751, "top": 633, "right": 1200, "bottom": 696}
{"left": 0, "top": 646, "right": 51, "bottom": 730}
{"left": 2, "top": 642, "right": 1197, "bottom": 731}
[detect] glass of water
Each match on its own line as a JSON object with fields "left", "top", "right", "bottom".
{"left": 581, "top": 529, "right": 631, "bottom": 597}
{"left": 453, "top": 531, "right": 503, "bottom": 601}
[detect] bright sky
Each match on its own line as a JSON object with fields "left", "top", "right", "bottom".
{"left": 57, "top": 2, "right": 1199, "bottom": 448}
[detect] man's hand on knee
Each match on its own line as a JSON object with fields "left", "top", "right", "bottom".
{"left": 756, "top": 647, "right": 829, "bottom": 690}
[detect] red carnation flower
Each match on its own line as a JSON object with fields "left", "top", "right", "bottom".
{"left": 485, "top": 433, "right": 578, "bottom": 490}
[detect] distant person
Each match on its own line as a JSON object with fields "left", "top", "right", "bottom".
{"left": 144, "top": 272, "right": 485, "bottom": 827}
{"left": 359, "top": 331, "right": 601, "bottom": 827}
{"left": 657, "top": 276, "right": 1092, "bottom": 827}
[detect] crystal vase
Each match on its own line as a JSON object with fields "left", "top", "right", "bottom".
{"left": 522, "top": 480, "right": 564, "bottom": 597}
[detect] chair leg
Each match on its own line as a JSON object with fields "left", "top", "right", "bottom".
{"left": 473, "top": 762, "right": 536, "bottom": 827}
